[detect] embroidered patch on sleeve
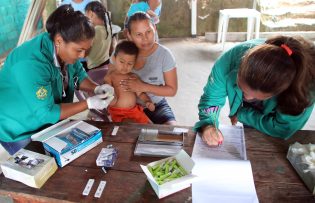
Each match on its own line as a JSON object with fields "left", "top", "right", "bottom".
{"left": 36, "top": 86, "right": 48, "bottom": 100}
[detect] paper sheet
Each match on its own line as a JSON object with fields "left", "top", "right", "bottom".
{"left": 192, "top": 125, "right": 258, "bottom": 203}
{"left": 0, "top": 145, "right": 10, "bottom": 174}
{"left": 193, "top": 125, "right": 247, "bottom": 160}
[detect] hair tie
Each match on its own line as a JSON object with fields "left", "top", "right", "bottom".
{"left": 281, "top": 44, "right": 293, "bottom": 56}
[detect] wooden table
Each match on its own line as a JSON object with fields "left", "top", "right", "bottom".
{"left": 245, "top": 129, "right": 315, "bottom": 202}
{"left": 0, "top": 122, "right": 314, "bottom": 202}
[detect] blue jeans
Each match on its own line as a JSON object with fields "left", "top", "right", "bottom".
{"left": 144, "top": 98, "right": 176, "bottom": 124}
{"left": 0, "top": 138, "right": 31, "bottom": 155}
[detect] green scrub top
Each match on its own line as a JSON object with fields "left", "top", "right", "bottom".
{"left": 0, "top": 32, "right": 88, "bottom": 142}
{"left": 194, "top": 39, "right": 315, "bottom": 139}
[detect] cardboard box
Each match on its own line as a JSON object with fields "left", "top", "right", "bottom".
{"left": 32, "top": 120, "right": 103, "bottom": 167}
{"left": 140, "top": 150, "right": 198, "bottom": 199}
{"left": 1, "top": 149, "right": 57, "bottom": 188}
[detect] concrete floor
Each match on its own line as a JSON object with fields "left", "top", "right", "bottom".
{"left": 72, "top": 37, "right": 315, "bottom": 130}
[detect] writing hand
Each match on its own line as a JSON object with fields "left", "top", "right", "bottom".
{"left": 230, "top": 115, "right": 238, "bottom": 125}
{"left": 201, "top": 125, "right": 224, "bottom": 147}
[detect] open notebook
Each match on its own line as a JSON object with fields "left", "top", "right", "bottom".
{"left": 192, "top": 125, "right": 258, "bottom": 203}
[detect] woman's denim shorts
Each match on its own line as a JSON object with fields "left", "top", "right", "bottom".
{"left": 144, "top": 98, "right": 176, "bottom": 124}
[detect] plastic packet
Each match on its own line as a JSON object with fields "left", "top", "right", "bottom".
{"left": 96, "top": 145, "right": 118, "bottom": 168}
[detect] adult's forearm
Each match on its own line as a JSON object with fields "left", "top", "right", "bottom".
{"left": 79, "top": 78, "right": 98, "bottom": 93}
{"left": 144, "top": 82, "right": 177, "bottom": 97}
{"left": 59, "top": 101, "right": 88, "bottom": 120}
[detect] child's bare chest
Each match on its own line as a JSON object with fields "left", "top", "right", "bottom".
{"left": 111, "top": 73, "right": 132, "bottom": 89}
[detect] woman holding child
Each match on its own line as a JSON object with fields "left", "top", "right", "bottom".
{"left": 195, "top": 36, "right": 315, "bottom": 147}
{"left": 119, "top": 12, "right": 178, "bottom": 125}
{"left": 105, "top": 40, "right": 156, "bottom": 124}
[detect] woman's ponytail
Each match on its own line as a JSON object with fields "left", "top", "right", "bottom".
{"left": 85, "top": 1, "right": 112, "bottom": 40}
{"left": 266, "top": 36, "right": 315, "bottom": 115}
{"left": 104, "top": 11, "right": 112, "bottom": 39}
{"left": 239, "top": 35, "right": 315, "bottom": 115}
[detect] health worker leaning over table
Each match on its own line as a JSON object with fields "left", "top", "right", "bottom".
{"left": 194, "top": 36, "right": 315, "bottom": 147}
{"left": 0, "top": 5, "right": 114, "bottom": 155}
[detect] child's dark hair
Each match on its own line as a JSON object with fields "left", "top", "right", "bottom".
{"left": 85, "top": 1, "right": 112, "bottom": 40}
{"left": 238, "top": 35, "right": 315, "bottom": 115}
{"left": 127, "top": 12, "right": 153, "bottom": 32}
{"left": 46, "top": 5, "right": 95, "bottom": 42}
{"left": 114, "top": 40, "right": 139, "bottom": 58}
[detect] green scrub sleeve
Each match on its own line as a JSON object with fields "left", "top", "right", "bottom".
{"left": 45, "top": 103, "right": 61, "bottom": 123}
{"left": 237, "top": 104, "right": 315, "bottom": 139}
{"left": 194, "top": 40, "right": 264, "bottom": 133}
{"left": 194, "top": 49, "right": 234, "bottom": 132}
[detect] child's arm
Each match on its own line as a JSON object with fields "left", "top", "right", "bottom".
{"left": 147, "top": 0, "right": 161, "bottom": 24}
{"left": 148, "top": 0, "right": 160, "bottom": 11}
{"left": 138, "top": 92, "right": 155, "bottom": 112}
{"left": 146, "top": 10, "right": 159, "bottom": 24}
{"left": 104, "top": 71, "right": 112, "bottom": 86}
{"left": 104, "top": 73, "right": 118, "bottom": 106}
{"left": 130, "top": 73, "right": 155, "bottom": 111}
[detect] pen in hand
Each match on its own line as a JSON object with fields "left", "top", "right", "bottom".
{"left": 204, "top": 106, "right": 223, "bottom": 146}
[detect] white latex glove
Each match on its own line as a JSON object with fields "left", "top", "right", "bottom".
{"left": 94, "top": 84, "right": 114, "bottom": 96}
{"left": 86, "top": 93, "right": 114, "bottom": 110}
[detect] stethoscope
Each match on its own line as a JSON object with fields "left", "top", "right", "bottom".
{"left": 54, "top": 44, "right": 79, "bottom": 98}
{"left": 59, "top": 68, "right": 67, "bottom": 98}
{"left": 59, "top": 67, "right": 79, "bottom": 98}
{"left": 54, "top": 43, "right": 67, "bottom": 98}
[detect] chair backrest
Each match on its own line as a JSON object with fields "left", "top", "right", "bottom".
{"left": 87, "top": 65, "right": 109, "bottom": 85}
{"left": 75, "top": 64, "right": 112, "bottom": 122}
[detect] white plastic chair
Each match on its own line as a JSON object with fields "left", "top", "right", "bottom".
{"left": 217, "top": 1, "right": 261, "bottom": 49}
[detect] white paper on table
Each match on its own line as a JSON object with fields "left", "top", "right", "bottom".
{"left": 173, "top": 127, "right": 189, "bottom": 133}
{"left": 0, "top": 145, "right": 10, "bottom": 174}
{"left": 192, "top": 125, "right": 259, "bottom": 203}
{"left": 193, "top": 125, "right": 247, "bottom": 160}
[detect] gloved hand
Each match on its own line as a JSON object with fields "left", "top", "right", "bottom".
{"left": 86, "top": 93, "right": 114, "bottom": 110}
{"left": 94, "top": 84, "right": 114, "bottom": 96}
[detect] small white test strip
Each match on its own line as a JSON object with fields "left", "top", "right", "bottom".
{"left": 94, "top": 180, "right": 106, "bottom": 198}
{"left": 111, "top": 126, "right": 119, "bottom": 136}
{"left": 82, "top": 179, "right": 95, "bottom": 196}
{"left": 173, "top": 127, "right": 189, "bottom": 133}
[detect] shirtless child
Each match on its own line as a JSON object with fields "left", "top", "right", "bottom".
{"left": 105, "top": 40, "right": 155, "bottom": 123}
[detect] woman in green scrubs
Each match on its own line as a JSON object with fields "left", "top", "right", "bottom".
{"left": 195, "top": 36, "right": 315, "bottom": 146}
{"left": 0, "top": 5, "right": 114, "bottom": 154}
